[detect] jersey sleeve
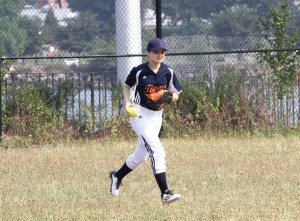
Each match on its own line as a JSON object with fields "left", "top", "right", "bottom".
{"left": 125, "top": 67, "right": 137, "bottom": 88}
{"left": 168, "top": 68, "right": 182, "bottom": 94}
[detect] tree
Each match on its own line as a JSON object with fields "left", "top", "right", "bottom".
{"left": 161, "top": 0, "right": 271, "bottom": 25}
{"left": 0, "top": 0, "right": 27, "bottom": 56}
{"left": 24, "top": 0, "right": 35, "bottom": 6}
{"left": 0, "top": 18, "right": 28, "bottom": 56}
{"left": 67, "top": 0, "right": 115, "bottom": 36}
{"left": 289, "top": 4, "right": 300, "bottom": 47}
{"left": 0, "top": 0, "right": 25, "bottom": 17}
{"left": 210, "top": 4, "right": 258, "bottom": 37}
{"left": 41, "top": 8, "right": 59, "bottom": 45}
{"left": 57, "top": 12, "right": 101, "bottom": 54}
{"left": 19, "top": 17, "right": 43, "bottom": 55}
{"left": 256, "top": 2, "right": 300, "bottom": 99}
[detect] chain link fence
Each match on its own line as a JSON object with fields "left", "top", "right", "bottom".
{"left": 1, "top": 0, "right": 300, "bottom": 140}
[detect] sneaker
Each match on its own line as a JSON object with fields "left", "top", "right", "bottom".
{"left": 161, "top": 190, "right": 181, "bottom": 204}
{"left": 109, "top": 170, "right": 121, "bottom": 196}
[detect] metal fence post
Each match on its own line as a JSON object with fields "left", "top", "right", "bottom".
{"left": 90, "top": 73, "right": 95, "bottom": 132}
{"left": 77, "top": 73, "right": 81, "bottom": 123}
{"left": 298, "top": 76, "right": 300, "bottom": 127}
{"left": 0, "top": 57, "right": 3, "bottom": 143}
{"left": 156, "top": 0, "right": 162, "bottom": 38}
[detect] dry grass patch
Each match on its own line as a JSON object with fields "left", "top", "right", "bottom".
{"left": 1, "top": 136, "right": 300, "bottom": 220}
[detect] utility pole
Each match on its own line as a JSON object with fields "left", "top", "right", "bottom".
{"left": 115, "top": 0, "right": 142, "bottom": 82}
{"left": 156, "top": 0, "right": 162, "bottom": 38}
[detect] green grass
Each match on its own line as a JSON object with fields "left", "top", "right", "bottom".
{"left": 1, "top": 136, "right": 300, "bottom": 220}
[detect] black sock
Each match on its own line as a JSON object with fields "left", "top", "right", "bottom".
{"left": 154, "top": 172, "right": 169, "bottom": 195}
{"left": 116, "top": 162, "right": 132, "bottom": 180}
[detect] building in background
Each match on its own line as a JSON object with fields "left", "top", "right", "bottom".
{"left": 21, "top": 0, "right": 77, "bottom": 26}
{"left": 36, "top": 0, "right": 69, "bottom": 9}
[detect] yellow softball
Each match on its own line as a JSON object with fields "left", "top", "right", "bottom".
{"left": 127, "top": 106, "right": 138, "bottom": 117}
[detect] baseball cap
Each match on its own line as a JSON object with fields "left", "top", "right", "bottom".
{"left": 147, "top": 38, "right": 168, "bottom": 52}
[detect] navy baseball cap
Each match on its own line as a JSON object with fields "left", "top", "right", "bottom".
{"left": 147, "top": 38, "right": 168, "bottom": 52}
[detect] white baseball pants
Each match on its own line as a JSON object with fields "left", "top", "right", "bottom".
{"left": 125, "top": 105, "right": 166, "bottom": 174}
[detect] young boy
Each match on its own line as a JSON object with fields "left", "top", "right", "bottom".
{"left": 109, "top": 38, "right": 182, "bottom": 203}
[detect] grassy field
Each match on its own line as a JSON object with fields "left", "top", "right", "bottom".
{"left": 1, "top": 135, "right": 300, "bottom": 221}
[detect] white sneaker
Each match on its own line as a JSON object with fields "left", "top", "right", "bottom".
{"left": 109, "top": 170, "right": 121, "bottom": 196}
{"left": 162, "top": 190, "right": 181, "bottom": 204}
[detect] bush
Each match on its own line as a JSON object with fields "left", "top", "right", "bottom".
{"left": 162, "top": 69, "right": 270, "bottom": 137}
{"left": 3, "top": 83, "right": 77, "bottom": 145}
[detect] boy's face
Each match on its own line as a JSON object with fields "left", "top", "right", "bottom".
{"left": 147, "top": 49, "right": 166, "bottom": 64}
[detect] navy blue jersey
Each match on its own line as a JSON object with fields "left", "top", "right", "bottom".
{"left": 125, "top": 62, "right": 182, "bottom": 111}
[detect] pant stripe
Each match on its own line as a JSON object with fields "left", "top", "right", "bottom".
{"left": 142, "top": 136, "right": 156, "bottom": 173}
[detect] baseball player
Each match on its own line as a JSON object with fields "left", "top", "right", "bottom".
{"left": 109, "top": 38, "right": 182, "bottom": 204}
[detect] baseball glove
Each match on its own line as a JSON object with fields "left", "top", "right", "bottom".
{"left": 151, "top": 90, "right": 173, "bottom": 110}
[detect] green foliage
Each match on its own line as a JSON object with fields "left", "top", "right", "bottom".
{"left": 161, "top": 70, "right": 261, "bottom": 137}
{"left": 110, "top": 82, "right": 123, "bottom": 114}
{"left": 57, "top": 13, "right": 102, "bottom": 53}
{"left": 41, "top": 8, "right": 59, "bottom": 45}
{"left": 0, "top": 17, "right": 27, "bottom": 56}
{"left": 74, "top": 103, "right": 96, "bottom": 137}
{"left": 19, "top": 17, "right": 43, "bottom": 55}
{"left": 162, "top": 0, "right": 270, "bottom": 37}
{"left": 82, "top": 57, "right": 116, "bottom": 75}
{"left": 0, "top": 0, "right": 27, "bottom": 56}
{"left": 213, "top": 69, "right": 255, "bottom": 131}
{"left": 0, "top": 58, "right": 15, "bottom": 79}
{"left": 256, "top": 2, "right": 300, "bottom": 99}
{"left": 83, "top": 37, "right": 116, "bottom": 55}
{"left": 162, "top": 0, "right": 263, "bottom": 22}
{"left": 0, "top": 0, "right": 25, "bottom": 17}
{"left": 210, "top": 5, "right": 258, "bottom": 37}
{"left": 3, "top": 83, "right": 77, "bottom": 145}
{"left": 67, "top": 0, "right": 115, "bottom": 26}
{"left": 4, "top": 84, "right": 56, "bottom": 141}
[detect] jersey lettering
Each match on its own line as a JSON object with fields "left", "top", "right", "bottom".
{"left": 144, "top": 84, "right": 167, "bottom": 94}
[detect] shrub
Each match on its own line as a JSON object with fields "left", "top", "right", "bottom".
{"left": 3, "top": 83, "right": 77, "bottom": 145}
